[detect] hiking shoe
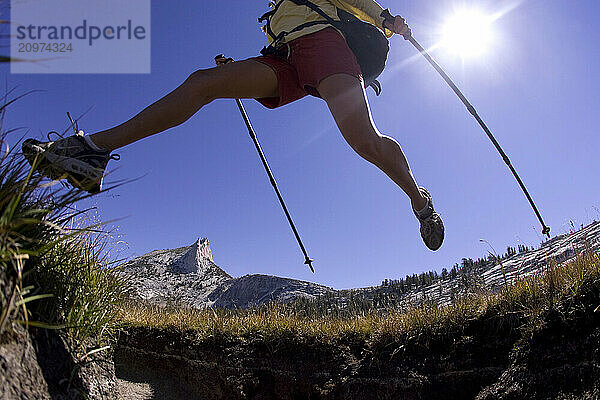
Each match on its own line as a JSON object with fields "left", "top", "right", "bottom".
{"left": 414, "top": 187, "right": 444, "bottom": 251}
{"left": 22, "top": 132, "right": 118, "bottom": 194}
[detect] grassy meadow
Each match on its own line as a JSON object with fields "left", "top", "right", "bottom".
{"left": 117, "top": 251, "right": 599, "bottom": 343}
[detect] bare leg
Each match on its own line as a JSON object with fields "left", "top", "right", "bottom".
{"left": 90, "top": 59, "right": 278, "bottom": 152}
{"left": 317, "top": 74, "right": 427, "bottom": 211}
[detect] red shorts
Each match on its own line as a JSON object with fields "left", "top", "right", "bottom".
{"left": 253, "top": 27, "right": 363, "bottom": 109}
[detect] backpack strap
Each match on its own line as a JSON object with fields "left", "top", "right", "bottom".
{"left": 287, "top": 0, "right": 337, "bottom": 25}
{"left": 370, "top": 79, "right": 382, "bottom": 96}
{"left": 259, "top": 0, "right": 385, "bottom": 95}
{"left": 286, "top": 0, "right": 385, "bottom": 95}
{"left": 259, "top": 1, "right": 286, "bottom": 43}
{"left": 261, "top": 0, "right": 335, "bottom": 50}
{"left": 260, "top": 20, "right": 332, "bottom": 56}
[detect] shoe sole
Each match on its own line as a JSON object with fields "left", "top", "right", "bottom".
{"left": 417, "top": 187, "right": 444, "bottom": 251}
{"left": 23, "top": 140, "right": 103, "bottom": 193}
{"left": 421, "top": 213, "right": 444, "bottom": 251}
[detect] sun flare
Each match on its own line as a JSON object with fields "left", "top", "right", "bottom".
{"left": 441, "top": 9, "right": 496, "bottom": 58}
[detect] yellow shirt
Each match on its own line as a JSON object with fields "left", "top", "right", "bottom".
{"left": 262, "top": 0, "right": 393, "bottom": 45}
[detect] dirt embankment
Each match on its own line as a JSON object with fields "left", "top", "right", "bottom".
{"left": 114, "top": 286, "right": 600, "bottom": 400}
{"left": 0, "top": 326, "right": 116, "bottom": 400}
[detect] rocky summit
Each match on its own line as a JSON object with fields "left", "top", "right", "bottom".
{"left": 120, "top": 238, "right": 333, "bottom": 308}
{"left": 120, "top": 238, "right": 231, "bottom": 308}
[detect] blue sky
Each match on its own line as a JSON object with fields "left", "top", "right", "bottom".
{"left": 2, "top": 0, "right": 599, "bottom": 289}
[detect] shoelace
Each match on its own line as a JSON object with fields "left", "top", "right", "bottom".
{"left": 46, "top": 113, "right": 81, "bottom": 142}
{"left": 47, "top": 112, "right": 120, "bottom": 161}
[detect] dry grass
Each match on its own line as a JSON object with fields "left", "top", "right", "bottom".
{"left": 117, "top": 251, "right": 600, "bottom": 340}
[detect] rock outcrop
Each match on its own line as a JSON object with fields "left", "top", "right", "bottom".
{"left": 120, "top": 238, "right": 333, "bottom": 308}
{"left": 0, "top": 325, "right": 116, "bottom": 400}
{"left": 120, "top": 238, "right": 231, "bottom": 308}
{"left": 208, "top": 274, "right": 334, "bottom": 309}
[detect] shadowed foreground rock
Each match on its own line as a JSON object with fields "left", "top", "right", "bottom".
{"left": 0, "top": 325, "right": 49, "bottom": 399}
{"left": 0, "top": 326, "right": 116, "bottom": 400}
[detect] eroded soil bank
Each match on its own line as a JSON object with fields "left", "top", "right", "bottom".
{"left": 114, "top": 285, "right": 600, "bottom": 400}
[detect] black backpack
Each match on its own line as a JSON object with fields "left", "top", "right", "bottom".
{"left": 260, "top": 0, "right": 389, "bottom": 95}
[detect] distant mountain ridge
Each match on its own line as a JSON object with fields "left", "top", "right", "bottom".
{"left": 120, "top": 221, "right": 600, "bottom": 309}
{"left": 120, "top": 238, "right": 333, "bottom": 308}
{"left": 341, "top": 220, "right": 600, "bottom": 310}
{"left": 208, "top": 274, "right": 334, "bottom": 308}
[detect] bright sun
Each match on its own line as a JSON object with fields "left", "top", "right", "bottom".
{"left": 441, "top": 9, "right": 495, "bottom": 58}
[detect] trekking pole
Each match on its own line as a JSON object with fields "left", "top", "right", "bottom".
{"left": 214, "top": 54, "right": 315, "bottom": 272}
{"left": 400, "top": 30, "right": 551, "bottom": 238}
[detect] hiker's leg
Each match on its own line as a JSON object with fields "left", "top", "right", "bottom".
{"left": 317, "top": 73, "right": 427, "bottom": 211}
{"left": 90, "top": 59, "right": 278, "bottom": 151}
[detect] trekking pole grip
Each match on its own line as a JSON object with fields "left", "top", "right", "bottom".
{"left": 215, "top": 54, "right": 234, "bottom": 66}
{"left": 381, "top": 9, "right": 412, "bottom": 40}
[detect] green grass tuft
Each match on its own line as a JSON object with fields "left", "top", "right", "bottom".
{"left": 0, "top": 94, "right": 126, "bottom": 351}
